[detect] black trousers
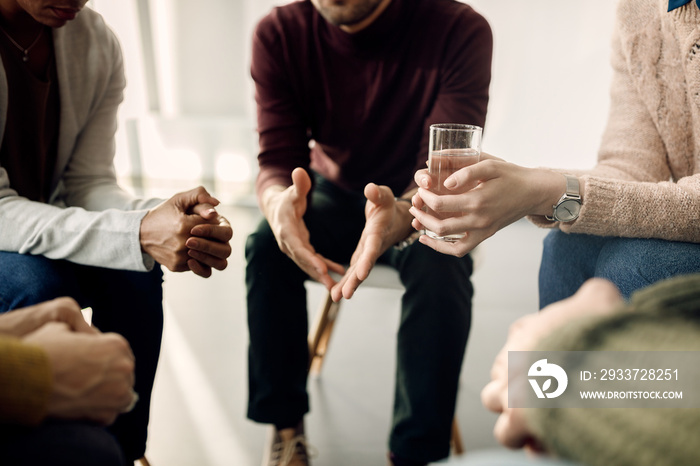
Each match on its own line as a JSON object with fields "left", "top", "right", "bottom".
{"left": 245, "top": 176, "right": 473, "bottom": 462}
{"left": 0, "top": 420, "right": 126, "bottom": 466}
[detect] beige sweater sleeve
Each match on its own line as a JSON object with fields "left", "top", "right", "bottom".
{"left": 0, "top": 337, "right": 51, "bottom": 426}
{"left": 529, "top": 0, "right": 700, "bottom": 243}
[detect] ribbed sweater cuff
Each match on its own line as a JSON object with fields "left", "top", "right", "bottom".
{"left": 0, "top": 338, "right": 51, "bottom": 426}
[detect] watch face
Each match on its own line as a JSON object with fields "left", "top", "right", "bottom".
{"left": 555, "top": 199, "right": 581, "bottom": 222}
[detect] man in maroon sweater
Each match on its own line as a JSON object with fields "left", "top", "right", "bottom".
{"left": 246, "top": 0, "right": 492, "bottom": 464}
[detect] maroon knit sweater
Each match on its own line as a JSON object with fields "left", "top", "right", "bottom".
{"left": 251, "top": 0, "right": 492, "bottom": 199}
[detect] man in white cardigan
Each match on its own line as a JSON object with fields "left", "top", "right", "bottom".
{"left": 0, "top": 0, "right": 233, "bottom": 462}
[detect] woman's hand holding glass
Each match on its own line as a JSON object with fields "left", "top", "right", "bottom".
{"left": 409, "top": 154, "right": 566, "bottom": 257}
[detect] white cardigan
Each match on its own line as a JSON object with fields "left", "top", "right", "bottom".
{"left": 0, "top": 8, "right": 161, "bottom": 271}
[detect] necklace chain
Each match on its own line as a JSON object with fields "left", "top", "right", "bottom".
{"left": 0, "top": 25, "right": 43, "bottom": 62}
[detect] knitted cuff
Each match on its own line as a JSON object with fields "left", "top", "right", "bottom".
{"left": 0, "top": 338, "right": 52, "bottom": 426}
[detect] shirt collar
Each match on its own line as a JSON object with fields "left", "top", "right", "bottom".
{"left": 668, "top": 0, "right": 700, "bottom": 12}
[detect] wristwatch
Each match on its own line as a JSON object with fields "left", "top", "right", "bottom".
{"left": 394, "top": 230, "right": 422, "bottom": 251}
{"left": 393, "top": 197, "right": 420, "bottom": 250}
{"left": 546, "top": 175, "right": 581, "bottom": 222}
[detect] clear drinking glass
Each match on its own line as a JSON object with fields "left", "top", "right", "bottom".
{"left": 424, "top": 123, "right": 482, "bottom": 242}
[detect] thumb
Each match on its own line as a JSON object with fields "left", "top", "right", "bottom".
{"left": 173, "top": 187, "right": 220, "bottom": 214}
{"left": 191, "top": 203, "right": 218, "bottom": 220}
{"left": 173, "top": 187, "right": 208, "bottom": 210}
{"left": 481, "top": 379, "right": 504, "bottom": 413}
{"left": 364, "top": 183, "right": 393, "bottom": 207}
{"left": 197, "top": 187, "right": 220, "bottom": 207}
{"left": 192, "top": 186, "right": 221, "bottom": 207}
{"left": 291, "top": 167, "right": 312, "bottom": 200}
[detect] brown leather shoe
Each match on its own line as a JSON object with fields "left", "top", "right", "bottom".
{"left": 262, "top": 421, "right": 312, "bottom": 466}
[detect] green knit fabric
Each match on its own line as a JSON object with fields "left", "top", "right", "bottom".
{"left": 0, "top": 337, "right": 51, "bottom": 426}
{"left": 629, "top": 273, "right": 700, "bottom": 318}
{"left": 525, "top": 274, "right": 700, "bottom": 466}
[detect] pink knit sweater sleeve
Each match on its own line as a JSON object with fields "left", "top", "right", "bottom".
{"left": 530, "top": 0, "right": 700, "bottom": 243}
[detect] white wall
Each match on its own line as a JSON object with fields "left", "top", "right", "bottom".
{"left": 94, "top": 0, "right": 619, "bottom": 195}
{"left": 468, "top": 0, "right": 618, "bottom": 169}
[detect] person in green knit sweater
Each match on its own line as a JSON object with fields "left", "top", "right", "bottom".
{"left": 478, "top": 273, "right": 700, "bottom": 466}
{"left": 0, "top": 297, "right": 137, "bottom": 465}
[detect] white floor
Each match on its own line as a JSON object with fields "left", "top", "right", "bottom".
{"left": 144, "top": 203, "right": 549, "bottom": 466}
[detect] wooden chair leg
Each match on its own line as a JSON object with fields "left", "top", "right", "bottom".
{"left": 450, "top": 418, "right": 465, "bottom": 455}
{"left": 308, "top": 291, "right": 341, "bottom": 376}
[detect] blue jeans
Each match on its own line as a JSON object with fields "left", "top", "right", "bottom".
{"left": 539, "top": 230, "right": 700, "bottom": 308}
{"left": 0, "top": 252, "right": 164, "bottom": 461}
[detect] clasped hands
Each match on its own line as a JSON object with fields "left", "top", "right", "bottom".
{"left": 140, "top": 186, "right": 233, "bottom": 277}
{"left": 263, "top": 168, "right": 414, "bottom": 301}
{"left": 0, "top": 297, "right": 138, "bottom": 426}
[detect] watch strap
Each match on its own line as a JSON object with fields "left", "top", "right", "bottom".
{"left": 545, "top": 175, "right": 581, "bottom": 222}
{"left": 564, "top": 175, "right": 580, "bottom": 199}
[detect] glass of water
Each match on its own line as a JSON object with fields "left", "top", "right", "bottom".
{"left": 424, "top": 123, "right": 482, "bottom": 242}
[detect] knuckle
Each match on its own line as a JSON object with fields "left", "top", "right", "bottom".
{"left": 103, "top": 333, "right": 131, "bottom": 352}
{"left": 54, "top": 296, "right": 80, "bottom": 310}
{"left": 431, "top": 196, "right": 445, "bottom": 211}
{"left": 192, "top": 240, "right": 210, "bottom": 254}
{"left": 473, "top": 217, "right": 491, "bottom": 230}
{"left": 214, "top": 259, "right": 228, "bottom": 271}
{"left": 116, "top": 357, "right": 135, "bottom": 374}
{"left": 482, "top": 159, "right": 498, "bottom": 170}
{"left": 176, "top": 220, "right": 191, "bottom": 236}
{"left": 433, "top": 224, "right": 449, "bottom": 236}
{"left": 175, "top": 263, "right": 190, "bottom": 272}
{"left": 116, "top": 380, "right": 134, "bottom": 398}
{"left": 195, "top": 223, "right": 211, "bottom": 235}
{"left": 52, "top": 299, "right": 81, "bottom": 321}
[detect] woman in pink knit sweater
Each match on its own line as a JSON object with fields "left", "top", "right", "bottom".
{"left": 411, "top": 0, "right": 700, "bottom": 306}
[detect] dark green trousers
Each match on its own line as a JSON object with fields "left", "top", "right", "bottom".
{"left": 246, "top": 176, "right": 473, "bottom": 462}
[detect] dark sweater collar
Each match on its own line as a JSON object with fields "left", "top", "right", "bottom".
{"left": 317, "top": 0, "right": 407, "bottom": 56}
